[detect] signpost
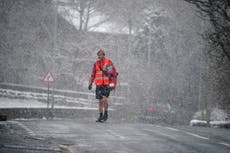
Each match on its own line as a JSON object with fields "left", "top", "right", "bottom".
{"left": 42, "top": 71, "right": 55, "bottom": 109}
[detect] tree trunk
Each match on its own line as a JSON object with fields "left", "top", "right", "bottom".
{"left": 84, "top": 1, "right": 92, "bottom": 31}
{"left": 79, "top": 9, "right": 83, "bottom": 31}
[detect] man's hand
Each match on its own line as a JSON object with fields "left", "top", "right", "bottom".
{"left": 88, "top": 84, "right": 92, "bottom": 90}
{"left": 102, "top": 70, "right": 108, "bottom": 75}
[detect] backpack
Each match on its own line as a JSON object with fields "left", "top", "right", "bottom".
{"left": 105, "top": 64, "right": 118, "bottom": 90}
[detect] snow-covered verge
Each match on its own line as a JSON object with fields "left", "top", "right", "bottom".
{"left": 0, "top": 97, "right": 97, "bottom": 110}
{"left": 0, "top": 97, "right": 99, "bottom": 120}
{"left": 190, "top": 109, "right": 230, "bottom": 128}
{"left": 0, "top": 83, "right": 124, "bottom": 107}
{"left": 190, "top": 120, "right": 230, "bottom": 128}
{"left": 0, "top": 88, "right": 97, "bottom": 108}
{"left": 0, "top": 85, "right": 121, "bottom": 120}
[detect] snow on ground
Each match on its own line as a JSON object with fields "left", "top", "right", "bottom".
{"left": 0, "top": 88, "right": 92, "bottom": 105}
{"left": 190, "top": 108, "right": 230, "bottom": 128}
{"left": 0, "top": 97, "right": 97, "bottom": 110}
{"left": 0, "top": 97, "right": 47, "bottom": 108}
{"left": 0, "top": 87, "right": 98, "bottom": 108}
{"left": 0, "top": 86, "right": 119, "bottom": 110}
{"left": 190, "top": 119, "right": 230, "bottom": 128}
{"left": 0, "top": 84, "right": 124, "bottom": 107}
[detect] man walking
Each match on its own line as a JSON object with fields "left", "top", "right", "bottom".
{"left": 88, "top": 49, "right": 116, "bottom": 122}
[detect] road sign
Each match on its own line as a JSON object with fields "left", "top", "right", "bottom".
{"left": 43, "top": 71, "right": 55, "bottom": 83}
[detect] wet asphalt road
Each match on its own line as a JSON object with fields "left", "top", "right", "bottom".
{"left": 0, "top": 119, "right": 230, "bottom": 153}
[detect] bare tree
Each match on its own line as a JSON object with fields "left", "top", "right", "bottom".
{"left": 184, "top": 0, "right": 230, "bottom": 122}
{"left": 77, "top": 0, "right": 96, "bottom": 31}
{"left": 62, "top": 0, "right": 96, "bottom": 31}
{"left": 184, "top": 0, "right": 230, "bottom": 62}
{"left": 96, "top": 0, "right": 148, "bottom": 35}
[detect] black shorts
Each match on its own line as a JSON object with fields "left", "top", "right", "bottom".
{"left": 96, "top": 85, "right": 110, "bottom": 99}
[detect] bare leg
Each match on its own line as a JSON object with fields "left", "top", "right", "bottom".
{"left": 99, "top": 99, "right": 103, "bottom": 113}
{"left": 95, "top": 99, "right": 104, "bottom": 122}
{"left": 102, "top": 96, "right": 108, "bottom": 121}
{"left": 103, "top": 96, "right": 108, "bottom": 111}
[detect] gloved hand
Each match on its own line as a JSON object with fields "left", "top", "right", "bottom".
{"left": 102, "top": 70, "right": 108, "bottom": 75}
{"left": 88, "top": 84, "right": 92, "bottom": 90}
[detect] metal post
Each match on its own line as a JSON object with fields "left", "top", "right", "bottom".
{"left": 51, "top": 87, "right": 54, "bottom": 109}
{"left": 47, "top": 82, "right": 50, "bottom": 108}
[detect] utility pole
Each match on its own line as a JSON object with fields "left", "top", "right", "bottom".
{"left": 198, "top": 20, "right": 205, "bottom": 120}
{"left": 53, "top": 0, "right": 57, "bottom": 52}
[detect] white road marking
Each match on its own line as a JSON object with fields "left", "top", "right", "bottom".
{"left": 9, "top": 121, "right": 36, "bottom": 136}
{"left": 144, "top": 129, "right": 175, "bottom": 139}
{"left": 155, "top": 127, "right": 230, "bottom": 149}
{"left": 185, "top": 132, "right": 209, "bottom": 140}
{"left": 106, "top": 130, "right": 126, "bottom": 140}
{"left": 158, "top": 132, "right": 175, "bottom": 139}
{"left": 165, "top": 127, "right": 180, "bottom": 132}
{"left": 219, "top": 142, "right": 230, "bottom": 147}
{"left": 155, "top": 125, "right": 162, "bottom": 128}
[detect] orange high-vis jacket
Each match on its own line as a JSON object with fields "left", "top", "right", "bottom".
{"left": 89, "top": 57, "right": 113, "bottom": 86}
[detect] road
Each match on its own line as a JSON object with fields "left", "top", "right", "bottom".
{"left": 1, "top": 119, "right": 230, "bottom": 153}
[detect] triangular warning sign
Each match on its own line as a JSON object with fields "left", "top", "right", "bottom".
{"left": 43, "top": 71, "right": 55, "bottom": 83}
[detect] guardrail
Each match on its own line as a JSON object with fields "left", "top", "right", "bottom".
{"left": 0, "top": 82, "right": 125, "bottom": 107}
